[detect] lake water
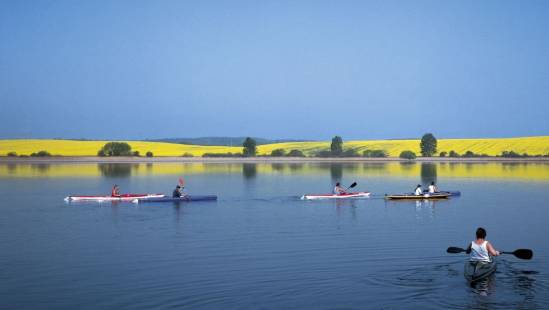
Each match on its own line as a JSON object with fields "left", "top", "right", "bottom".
{"left": 1, "top": 162, "right": 548, "bottom": 309}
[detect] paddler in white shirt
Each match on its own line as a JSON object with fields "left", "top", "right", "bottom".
{"left": 466, "top": 227, "right": 500, "bottom": 261}
{"left": 334, "top": 182, "right": 347, "bottom": 195}
{"left": 414, "top": 184, "right": 423, "bottom": 196}
{"left": 428, "top": 181, "right": 438, "bottom": 193}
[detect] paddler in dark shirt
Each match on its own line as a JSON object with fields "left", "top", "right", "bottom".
{"left": 173, "top": 185, "right": 184, "bottom": 198}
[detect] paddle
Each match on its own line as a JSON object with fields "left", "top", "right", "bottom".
{"left": 345, "top": 182, "right": 357, "bottom": 191}
{"left": 446, "top": 246, "right": 533, "bottom": 260}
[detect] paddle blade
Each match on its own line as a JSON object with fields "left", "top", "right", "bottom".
{"left": 512, "top": 249, "right": 533, "bottom": 260}
{"left": 447, "top": 246, "right": 466, "bottom": 254}
{"left": 349, "top": 182, "right": 357, "bottom": 188}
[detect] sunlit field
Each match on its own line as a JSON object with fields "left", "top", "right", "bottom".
{"left": 1, "top": 136, "right": 548, "bottom": 157}
{"left": 0, "top": 140, "right": 240, "bottom": 157}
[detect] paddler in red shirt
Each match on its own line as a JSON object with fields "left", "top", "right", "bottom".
{"left": 111, "top": 184, "right": 120, "bottom": 197}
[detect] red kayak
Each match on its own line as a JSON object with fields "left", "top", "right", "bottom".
{"left": 64, "top": 193, "right": 165, "bottom": 202}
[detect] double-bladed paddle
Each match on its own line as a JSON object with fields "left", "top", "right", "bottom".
{"left": 345, "top": 182, "right": 357, "bottom": 191}
{"left": 446, "top": 246, "right": 533, "bottom": 260}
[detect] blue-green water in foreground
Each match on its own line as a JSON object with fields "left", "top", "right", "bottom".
{"left": 1, "top": 162, "right": 549, "bottom": 309}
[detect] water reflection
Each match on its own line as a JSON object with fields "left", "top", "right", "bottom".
{"left": 330, "top": 163, "right": 343, "bottom": 181}
{"left": 362, "top": 163, "right": 388, "bottom": 172}
{"left": 470, "top": 273, "right": 496, "bottom": 297}
{"left": 400, "top": 162, "right": 416, "bottom": 172}
{"left": 420, "top": 163, "right": 437, "bottom": 185}
{"left": 98, "top": 163, "right": 135, "bottom": 178}
{"left": 288, "top": 163, "right": 304, "bottom": 172}
{"left": 242, "top": 163, "right": 256, "bottom": 179}
{"left": 1, "top": 162, "right": 549, "bottom": 181}
{"left": 6, "top": 163, "right": 16, "bottom": 175}
{"left": 271, "top": 163, "right": 284, "bottom": 172}
{"left": 31, "top": 163, "right": 50, "bottom": 173}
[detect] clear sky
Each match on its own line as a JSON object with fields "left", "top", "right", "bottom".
{"left": 1, "top": 0, "right": 548, "bottom": 140}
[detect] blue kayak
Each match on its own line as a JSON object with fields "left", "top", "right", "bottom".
{"left": 133, "top": 195, "right": 217, "bottom": 203}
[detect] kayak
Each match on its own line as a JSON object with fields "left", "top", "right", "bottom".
{"left": 424, "top": 190, "right": 461, "bottom": 196}
{"left": 301, "top": 192, "right": 371, "bottom": 200}
{"left": 64, "top": 193, "right": 165, "bottom": 202}
{"left": 385, "top": 193, "right": 451, "bottom": 200}
{"left": 464, "top": 260, "right": 496, "bottom": 283}
{"left": 132, "top": 195, "right": 218, "bottom": 203}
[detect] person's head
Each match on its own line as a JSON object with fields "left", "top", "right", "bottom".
{"left": 431, "top": 181, "right": 435, "bottom": 185}
{"left": 336, "top": 182, "right": 340, "bottom": 186}
{"left": 416, "top": 184, "right": 421, "bottom": 188}
{"left": 114, "top": 184, "right": 118, "bottom": 188}
{"left": 476, "top": 227, "right": 487, "bottom": 239}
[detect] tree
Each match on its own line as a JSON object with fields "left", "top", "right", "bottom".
{"left": 363, "top": 149, "right": 388, "bottom": 158}
{"left": 399, "top": 150, "right": 416, "bottom": 160}
{"left": 242, "top": 137, "right": 257, "bottom": 157}
{"left": 439, "top": 151, "right": 447, "bottom": 157}
{"left": 287, "top": 149, "right": 305, "bottom": 157}
{"left": 420, "top": 133, "right": 437, "bottom": 157}
{"left": 449, "top": 150, "right": 459, "bottom": 158}
{"left": 331, "top": 136, "right": 343, "bottom": 156}
{"left": 98, "top": 142, "right": 132, "bottom": 156}
{"left": 270, "top": 149, "right": 286, "bottom": 157}
{"left": 146, "top": 151, "right": 154, "bottom": 157}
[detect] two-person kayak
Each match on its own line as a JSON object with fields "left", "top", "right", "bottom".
{"left": 301, "top": 192, "right": 371, "bottom": 200}
{"left": 385, "top": 192, "right": 451, "bottom": 200}
{"left": 65, "top": 194, "right": 165, "bottom": 202}
{"left": 132, "top": 195, "right": 218, "bottom": 203}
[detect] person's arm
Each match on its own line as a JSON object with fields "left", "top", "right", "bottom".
{"left": 486, "top": 242, "right": 500, "bottom": 256}
{"left": 466, "top": 243, "right": 472, "bottom": 254}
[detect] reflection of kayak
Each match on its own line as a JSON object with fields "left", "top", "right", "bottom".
{"left": 65, "top": 194, "right": 165, "bottom": 202}
{"left": 464, "top": 260, "right": 496, "bottom": 283}
{"left": 385, "top": 193, "right": 451, "bottom": 200}
{"left": 301, "top": 192, "right": 371, "bottom": 200}
{"left": 133, "top": 195, "right": 218, "bottom": 203}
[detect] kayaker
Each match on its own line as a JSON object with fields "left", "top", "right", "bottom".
{"left": 172, "top": 185, "right": 184, "bottom": 198}
{"left": 466, "top": 227, "right": 500, "bottom": 261}
{"left": 334, "top": 182, "right": 347, "bottom": 195}
{"left": 414, "top": 184, "right": 423, "bottom": 195}
{"left": 428, "top": 182, "right": 438, "bottom": 193}
{"left": 111, "top": 184, "right": 120, "bottom": 197}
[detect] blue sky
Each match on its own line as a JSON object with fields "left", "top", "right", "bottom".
{"left": 1, "top": 0, "right": 548, "bottom": 140}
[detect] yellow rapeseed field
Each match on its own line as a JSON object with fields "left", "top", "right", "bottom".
{"left": 0, "top": 140, "right": 240, "bottom": 157}
{"left": 258, "top": 136, "right": 549, "bottom": 157}
{"left": 0, "top": 136, "right": 548, "bottom": 157}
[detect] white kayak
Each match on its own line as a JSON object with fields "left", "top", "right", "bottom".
{"left": 301, "top": 192, "right": 371, "bottom": 200}
{"left": 64, "top": 193, "right": 165, "bottom": 202}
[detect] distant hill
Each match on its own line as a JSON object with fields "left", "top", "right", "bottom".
{"left": 148, "top": 137, "right": 310, "bottom": 146}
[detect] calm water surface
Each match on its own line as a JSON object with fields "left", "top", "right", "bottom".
{"left": 1, "top": 162, "right": 548, "bottom": 309}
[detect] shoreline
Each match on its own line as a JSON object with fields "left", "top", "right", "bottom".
{"left": 1, "top": 156, "right": 549, "bottom": 164}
